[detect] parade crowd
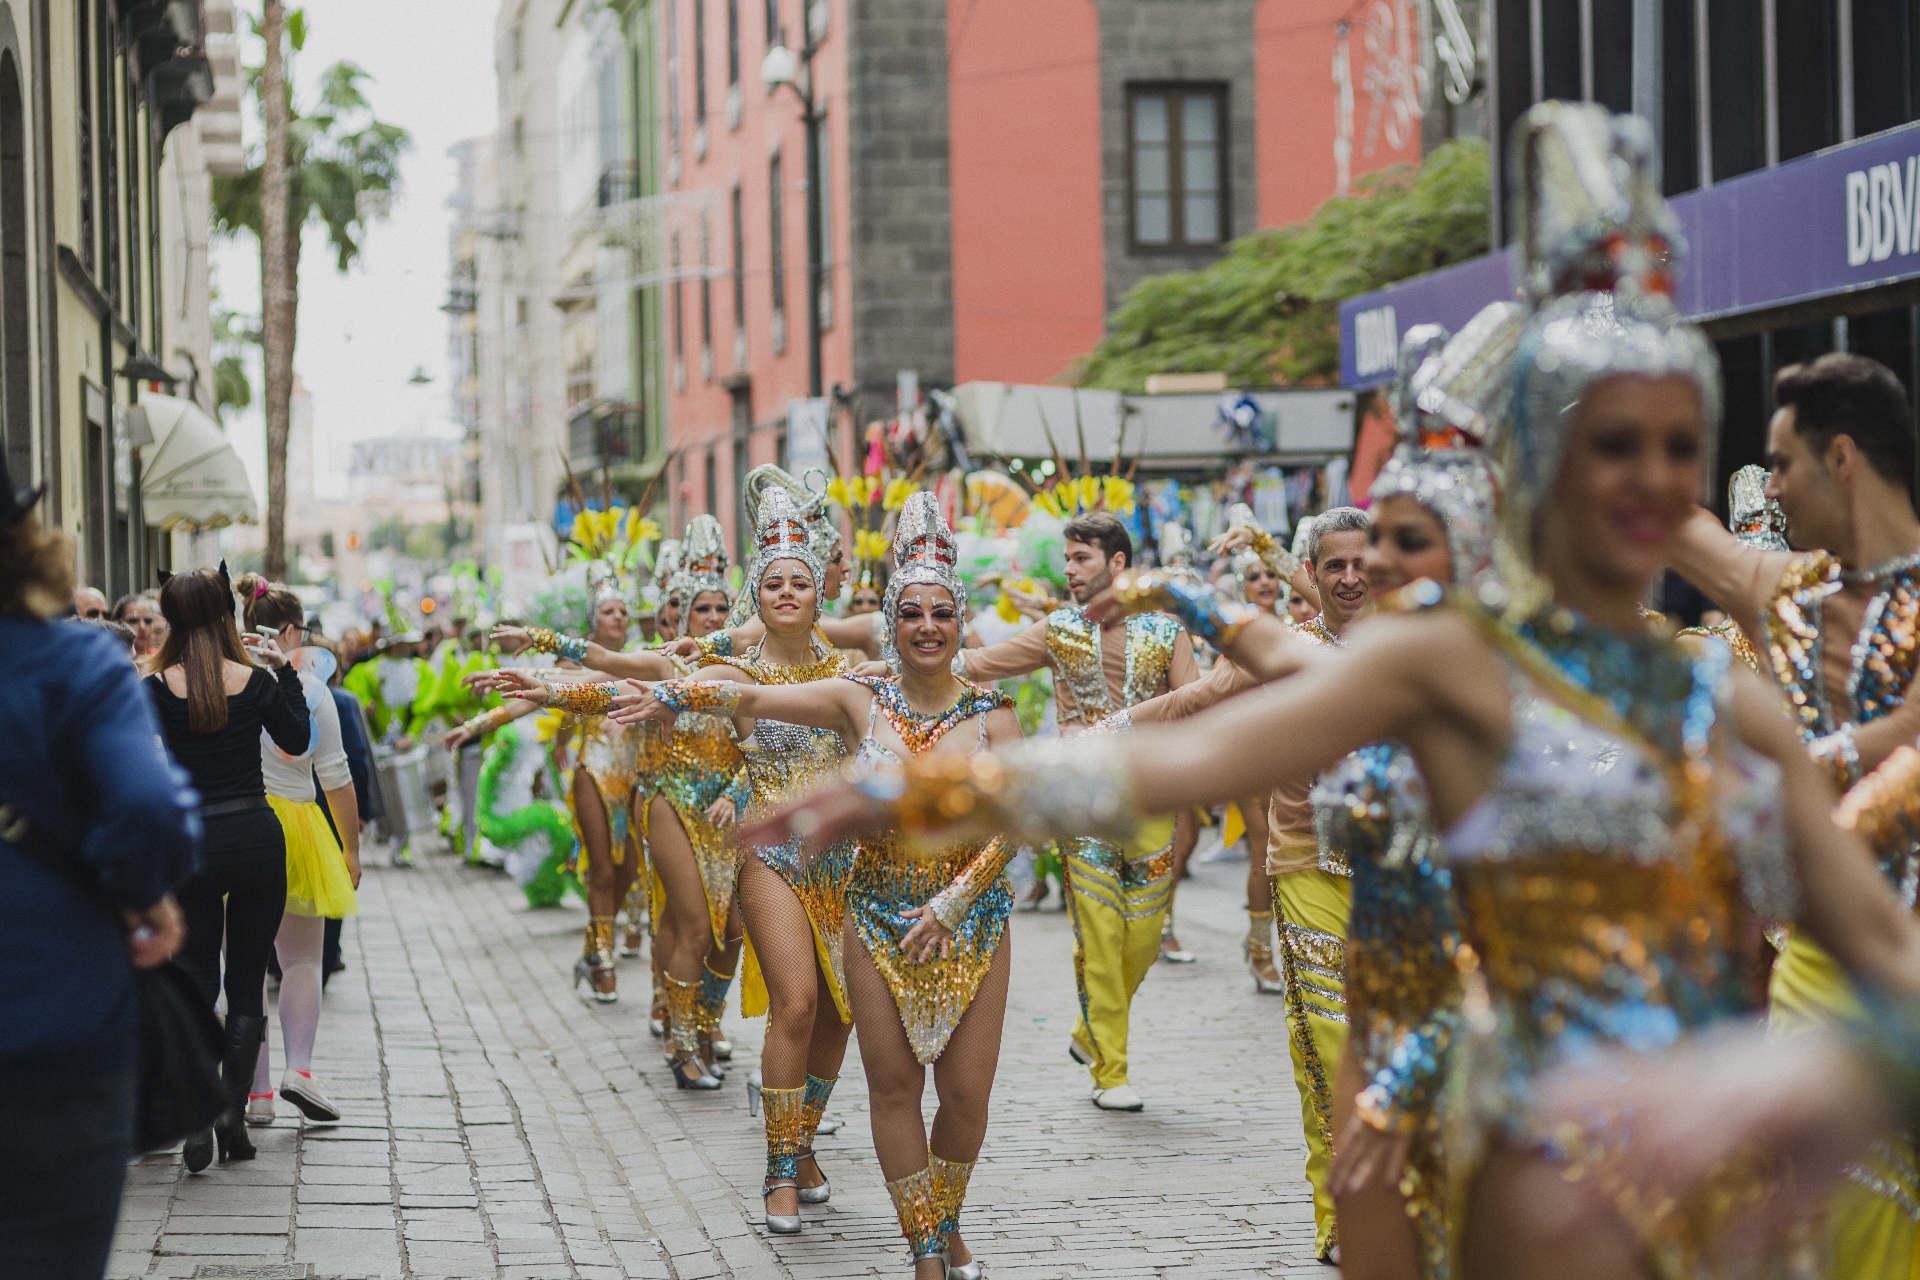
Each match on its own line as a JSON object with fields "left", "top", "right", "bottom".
{"left": 7, "top": 103, "right": 1920, "bottom": 1280}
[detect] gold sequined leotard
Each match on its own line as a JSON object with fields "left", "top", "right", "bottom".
{"left": 709, "top": 639, "right": 855, "bottom": 1019}
{"left": 546, "top": 672, "right": 649, "bottom": 870}
{"left": 843, "top": 674, "right": 1015, "bottom": 1064}
{"left": 651, "top": 654, "right": 751, "bottom": 947}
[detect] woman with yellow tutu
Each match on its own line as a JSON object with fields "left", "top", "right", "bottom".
{"left": 237, "top": 577, "right": 362, "bottom": 1125}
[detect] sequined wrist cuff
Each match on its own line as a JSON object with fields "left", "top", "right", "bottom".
{"left": 1810, "top": 725, "right": 1862, "bottom": 788}
{"left": 548, "top": 682, "right": 618, "bottom": 715}
{"left": 1089, "top": 709, "right": 1133, "bottom": 735}
{"left": 926, "top": 887, "right": 969, "bottom": 933}
{"left": 527, "top": 627, "right": 588, "bottom": 662}
{"left": 1836, "top": 744, "right": 1920, "bottom": 851}
{"left": 699, "top": 632, "right": 735, "bottom": 659}
{"left": 1112, "top": 568, "right": 1238, "bottom": 642}
{"left": 654, "top": 678, "right": 743, "bottom": 715}
{"left": 892, "top": 737, "right": 1139, "bottom": 848}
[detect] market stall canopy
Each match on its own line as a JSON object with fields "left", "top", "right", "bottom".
{"left": 133, "top": 393, "right": 259, "bottom": 530}
{"left": 949, "top": 382, "right": 1355, "bottom": 467}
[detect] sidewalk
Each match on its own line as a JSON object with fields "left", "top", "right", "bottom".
{"left": 109, "top": 839, "right": 1324, "bottom": 1279}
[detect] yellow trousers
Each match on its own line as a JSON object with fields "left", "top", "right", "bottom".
{"left": 1063, "top": 820, "right": 1176, "bottom": 1090}
{"left": 1274, "top": 868, "right": 1352, "bottom": 1258}
{"left": 1771, "top": 934, "right": 1920, "bottom": 1280}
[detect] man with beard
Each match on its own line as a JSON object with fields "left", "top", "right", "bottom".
{"left": 954, "top": 512, "right": 1197, "bottom": 1111}
{"left": 1669, "top": 352, "right": 1920, "bottom": 1277}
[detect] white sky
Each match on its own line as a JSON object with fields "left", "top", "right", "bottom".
{"left": 214, "top": 0, "right": 498, "bottom": 503}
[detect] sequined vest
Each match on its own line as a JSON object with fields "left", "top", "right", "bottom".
{"left": 1765, "top": 550, "right": 1920, "bottom": 897}
{"left": 1042, "top": 608, "right": 1182, "bottom": 727}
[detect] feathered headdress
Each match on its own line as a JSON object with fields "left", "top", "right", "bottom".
{"left": 881, "top": 490, "right": 966, "bottom": 670}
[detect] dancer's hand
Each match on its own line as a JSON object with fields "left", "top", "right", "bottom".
{"left": 704, "top": 796, "right": 737, "bottom": 829}
{"left": 1531, "top": 1025, "right": 1890, "bottom": 1250}
{"left": 608, "top": 681, "right": 675, "bottom": 727}
{"left": 1329, "top": 1114, "right": 1409, "bottom": 1199}
{"left": 850, "top": 659, "right": 889, "bottom": 679}
{"left": 488, "top": 669, "right": 555, "bottom": 705}
{"left": 663, "top": 636, "right": 703, "bottom": 660}
{"left": 123, "top": 895, "right": 185, "bottom": 969}
{"left": 441, "top": 723, "right": 475, "bottom": 750}
{"left": 463, "top": 667, "right": 518, "bottom": 693}
{"left": 738, "top": 781, "right": 890, "bottom": 853}
{"left": 490, "top": 623, "right": 532, "bottom": 654}
{"left": 899, "top": 907, "right": 954, "bottom": 964}
{"left": 1208, "top": 526, "right": 1255, "bottom": 556}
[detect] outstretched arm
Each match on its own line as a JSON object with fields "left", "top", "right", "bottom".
{"left": 1089, "top": 572, "right": 1320, "bottom": 685}
{"left": 952, "top": 620, "right": 1050, "bottom": 683}
{"left": 611, "top": 670, "right": 869, "bottom": 743}
{"left": 1667, "top": 507, "right": 1794, "bottom": 641}
{"left": 1125, "top": 654, "right": 1254, "bottom": 725}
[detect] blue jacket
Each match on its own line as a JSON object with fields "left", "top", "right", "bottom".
{"left": 0, "top": 617, "right": 201, "bottom": 1066}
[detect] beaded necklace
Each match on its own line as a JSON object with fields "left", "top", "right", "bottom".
{"left": 846, "top": 673, "right": 1008, "bottom": 756}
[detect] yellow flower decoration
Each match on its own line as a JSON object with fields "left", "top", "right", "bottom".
{"left": 829, "top": 474, "right": 881, "bottom": 508}
{"left": 882, "top": 477, "right": 917, "bottom": 512}
{"left": 1100, "top": 476, "right": 1136, "bottom": 515}
{"left": 853, "top": 529, "right": 891, "bottom": 563}
{"left": 1031, "top": 490, "right": 1065, "bottom": 519}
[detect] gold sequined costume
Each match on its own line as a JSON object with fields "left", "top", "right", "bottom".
{"left": 844, "top": 673, "right": 1016, "bottom": 1064}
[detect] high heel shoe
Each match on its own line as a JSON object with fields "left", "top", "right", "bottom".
{"left": 213, "top": 1013, "right": 266, "bottom": 1163}
{"left": 947, "top": 1258, "right": 985, "bottom": 1279}
{"left": 1246, "top": 942, "right": 1286, "bottom": 995}
{"left": 762, "top": 1180, "right": 803, "bottom": 1235}
{"left": 573, "top": 956, "right": 618, "bottom": 1004}
{"left": 181, "top": 1128, "right": 214, "bottom": 1174}
{"left": 746, "top": 1071, "right": 763, "bottom": 1116}
{"left": 796, "top": 1150, "right": 830, "bottom": 1205}
{"left": 671, "top": 1056, "right": 723, "bottom": 1091}
{"left": 710, "top": 1032, "right": 733, "bottom": 1061}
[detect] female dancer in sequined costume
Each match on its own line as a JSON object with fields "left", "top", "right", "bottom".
{"left": 755, "top": 104, "right": 1920, "bottom": 1278}
{"left": 625, "top": 492, "right": 1019, "bottom": 1279}
{"left": 607, "top": 488, "right": 858, "bottom": 1232}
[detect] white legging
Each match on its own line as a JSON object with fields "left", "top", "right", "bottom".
{"left": 252, "top": 911, "right": 326, "bottom": 1096}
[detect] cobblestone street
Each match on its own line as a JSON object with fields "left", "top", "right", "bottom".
{"left": 109, "top": 842, "right": 1322, "bottom": 1280}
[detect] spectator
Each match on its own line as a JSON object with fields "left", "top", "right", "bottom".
{"left": 73, "top": 584, "right": 108, "bottom": 620}
{"left": 87, "top": 618, "right": 138, "bottom": 655}
{"left": 0, "top": 474, "right": 197, "bottom": 1279}
{"left": 113, "top": 590, "right": 166, "bottom": 658}
{"left": 145, "top": 568, "right": 309, "bottom": 1174}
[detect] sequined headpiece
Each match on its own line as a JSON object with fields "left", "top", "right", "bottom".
{"left": 744, "top": 487, "right": 824, "bottom": 621}
{"left": 1371, "top": 302, "right": 1520, "bottom": 581}
{"left": 1502, "top": 103, "right": 1721, "bottom": 580}
{"left": 880, "top": 490, "right": 967, "bottom": 670}
{"left": 671, "top": 515, "right": 732, "bottom": 603}
{"left": 1158, "top": 522, "right": 1196, "bottom": 568}
{"left": 654, "top": 539, "right": 684, "bottom": 604}
{"left": 733, "top": 464, "right": 842, "bottom": 625}
{"left": 1726, "top": 465, "right": 1788, "bottom": 551}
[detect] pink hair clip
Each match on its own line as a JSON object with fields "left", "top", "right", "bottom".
{"left": 253, "top": 582, "right": 269, "bottom": 598}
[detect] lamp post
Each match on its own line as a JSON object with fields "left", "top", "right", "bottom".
{"left": 762, "top": 38, "right": 824, "bottom": 400}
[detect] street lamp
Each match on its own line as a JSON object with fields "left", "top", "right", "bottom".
{"left": 762, "top": 39, "right": 825, "bottom": 401}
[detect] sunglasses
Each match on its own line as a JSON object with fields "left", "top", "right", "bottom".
{"left": 80, "top": 608, "right": 107, "bottom": 620}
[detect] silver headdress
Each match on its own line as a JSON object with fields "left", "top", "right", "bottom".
{"left": 1726, "top": 465, "right": 1788, "bottom": 551}
{"left": 1371, "top": 302, "right": 1521, "bottom": 581}
{"left": 880, "top": 490, "right": 967, "bottom": 670}
{"left": 733, "top": 464, "right": 843, "bottom": 625}
{"left": 654, "top": 539, "right": 685, "bottom": 604}
{"left": 671, "top": 515, "right": 732, "bottom": 603}
{"left": 1158, "top": 522, "right": 1196, "bottom": 569}
{"left": 1501, "top": 102, "right": 1721, "bottom": 579}
{"left": 743, "top": 486, "right": 824, "bottom": 620}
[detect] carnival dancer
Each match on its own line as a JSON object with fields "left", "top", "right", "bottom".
{"left": 235, "top": 577, "right": 362, "bottom": 1128}
{"left": 1671, "top": 466, "right": 1782, "bottom": 675}
{"left": 1117, "top": 506, "right": 1370, "bottom": 1257}
{"left": 1668, "top": 351, "right": 1920, "bottom": 1275}
{"left": 762, "top": 104, "right": 1920, "bottom": 1277}
{"left": 464, "top": 579, "right": 653, "bottom": 1006}
{"left": 623, "top": 492, "right": 1020, "bottom": 1279}
{"left": 944, "top": 511, "right": 1196, "bottom": 1112}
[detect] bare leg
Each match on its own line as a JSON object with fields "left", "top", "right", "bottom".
{"left": 737, "top": 856, "right": 847, "bottom": 1217}
{"left": 1461, "top": 1146, "right": 1647, "bottom": 1280}
{"left": 647, "top": 796, "right": 718, "bottom": 1072}
{"left": 572, "top": 770, "right": 620, "bottom": 999}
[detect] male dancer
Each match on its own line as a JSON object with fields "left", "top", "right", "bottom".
{"left": 1670, "top": 352, "right": 1920, "bottom": 1275}
{"left": 1117, "top": 506, "right": 1371, "bottom": 1261}
{"left": 955, "top": 512, "right": 1197, "bottom": 1111}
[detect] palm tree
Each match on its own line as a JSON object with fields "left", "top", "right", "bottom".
{"left": 213, "top": 4, "right": 410, "bottom": 577}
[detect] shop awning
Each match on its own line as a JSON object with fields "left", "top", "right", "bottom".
{"left": 134, "top": 393, "right": 259, "bottom": 530}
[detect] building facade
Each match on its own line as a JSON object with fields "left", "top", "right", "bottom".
{"left": 650, "top": 0, "right": 1429, "bottom": 552}
{"left": 1341, "top": 3, "right": 1920, "bottom": 499}
{"left": 0, "top": 0, "right": 239, "bottom": 598}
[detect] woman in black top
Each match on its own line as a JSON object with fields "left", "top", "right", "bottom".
{"left": 145, "top": 568, "right": 308, "bottom": 1172}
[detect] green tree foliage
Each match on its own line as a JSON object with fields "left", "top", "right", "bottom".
{"left": 1075, "top": 140, "right": 1491, "bottom": 390}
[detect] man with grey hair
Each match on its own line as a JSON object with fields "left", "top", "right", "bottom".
{"left": 1112, "top": 504, "right": 1371, "bottom": 1260}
